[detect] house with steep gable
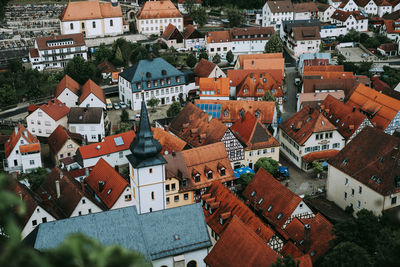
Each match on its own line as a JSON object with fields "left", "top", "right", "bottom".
{"left": 183, "top": 24, "right": 205, "bottom": 51}
{"left": 160, "top": 23, "right": 185, "bottom": 48}
{"left": 55, "top": 75, "right": 81, "bottom": 107}
{"left": 48, "top": 125, "right": 83, "bottom": 166}
{"left": 68, "top": 107, "right": 105, "bottom": 143}
{"left": 79, "top": 79, "right": 106, "bottom": 109}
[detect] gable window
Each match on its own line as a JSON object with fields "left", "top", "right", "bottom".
{"left": 149, "top": 168, "right": 153, "bottom": 174}
{"left": 359, "top": 186, "right": 362, "bottom": 194}
{"left": 32, "top": 220, "right": 37, "bottom": 226}
{"left": 92, "top": 21, "right": 96, "bottom": 28}
{"left": 110, "top": 19, "right": 113, "bottom": 27}
{"left": 125, "top": 194, "right": 132, "bottom": 201}
{"left": 70, "top": 23, "right": 74, "bottom": 30}
{"left": 166, "top": 197, "right": 170, "bottom": 204}
{"left": 207, "top": 171, "right": 213, "bottom": 179}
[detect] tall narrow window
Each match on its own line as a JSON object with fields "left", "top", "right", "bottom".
{"left": 92, "top": 21, "right": 96, "bottom": 28}
{"left": 110, "top": 19, "right": 113, "bottom": 26}
{"left": 151, "top": 191, "right": 155, "bottom": 200}
{"left": 70, "top": 23, "right": 74, "bottom": 30}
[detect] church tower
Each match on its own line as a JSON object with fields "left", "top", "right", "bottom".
{"left": 127, "top": 95, "right": 167, "bottom": 214}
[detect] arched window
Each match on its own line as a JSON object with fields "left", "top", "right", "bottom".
{"left": 187, "top": 260, "right": 197, "bottom": 267}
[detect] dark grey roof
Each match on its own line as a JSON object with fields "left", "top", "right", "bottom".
{"left": 68, "top": 107, "right": 103, "bottom": 124}
{"left": 29, "top": 204, "right": 211, "bottom": 261}
{"left": 282, "top": 19, "right": 321, "bottom": 33}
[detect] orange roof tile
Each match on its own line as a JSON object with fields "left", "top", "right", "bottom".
{"left": 79, "top": 79, "right": 106, "bottom": 104}
{"left": 303, "top": 71, "right": 354, "bottom": 79}
{"left": 279, "top": 106, "right": 338, "bottom": 145}
{"left": 60, "top": 0, "right": 122, "bottom": 21}
{"left": 303, "top": 65, "right": 344, "bottom": 72}
{"left": 302, "top": 149, "right": 340, "bottom": 163}
{"left": 346, "top": 83, "right": 400, "bottom": 130}
{"left": 152, "top": 127, "right": 187, "bottom": 155}
{"left": 280, "top": 241, "right": 304, "bottom": 258}
{"left": 5, "top": 124, "right": 40, "bottom": 158}
{"left": 242, "top": 58, "right": 285, "bottom": 77}
{"left": 236, "top": 72, "right": 283, "bottom": 98}
{"left": 28, "top": 98, "right": 70, "bottom": 122}
{"left": 35, "top": 33, "right": 86, "bottom": 51}
{"left": 85, "top": 158, "right": 129, "bottom": 209}
{"left": 231, "top": 112, "right": 280, "bottom": 150}
{"left": 19, "top": 143, "right": 41, "bottom": 154}
{"left": 206, "top": 30, "right": 231, "bottom": 43}
{"left": 236, "top": 53, "right": 283, "bottom": 68}
{"left": 199, "top": 77, "right": 230, "bottom": 97}
{"left": 48, "top": 125, "right": 83, "bottom": 154}
{"left": 204, "top": 181, "right": 275, "bottom": 243}
{"left": 227, "top": 69, "right": 283, "bottom": 87}
{"left": 137, "top": 0, "right": 182, "bottom": 19}
{"left": 297, "top": 255, "right": 313, "bottom": 267}
{"left": 243, "top": 168, "right": 303, "bottom": 229}
{"left": 193, "top": 59, "right": 217, "bottom": 78}
{"left": 55, "top": 74, "right": 80, "bottom": 97}
{"left": 204, "top": 216, "right": 279, "bottom": 267}
{"left": 383, "top": 19, "right": 400, "bottom": 34}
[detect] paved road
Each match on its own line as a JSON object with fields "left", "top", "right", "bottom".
{"left": 282, "top": 67, "right": 298, "bottom": 122}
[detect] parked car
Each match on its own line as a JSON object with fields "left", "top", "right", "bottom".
{"left": 106, "top": 99, "right": 112, "bottom": 110}
{"left": 278, "top": 166, "right": 290, "bottom": 181}
{"left": 135, "top": 114, "right": 140, "bottom": 121}
{"left": 119, "top": 101, "right": 127, "bottom": 109}
{"left": 113, "top": 103, "right": 120, "bottom": 110}
{"left": 294, "top": 78, "right": 301, "bottom": 86}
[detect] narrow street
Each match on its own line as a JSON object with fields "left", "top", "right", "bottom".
{"left": 282, "top": 67, "right": 298, "bottom": 121}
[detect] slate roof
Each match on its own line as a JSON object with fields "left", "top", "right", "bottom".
{"left": 279, "top": 105, "right": 338, "bottom": 146}
{"left": 231, "top": 112, "right": 280, "bottom": 150}
{"left": 35, "top": 33, "right": 85, "bottom": 50}
{"left": 80, "top": 79, "right": 106, "bottom": 104}
{"left": 68, "top": 107, "right": 103, "bottom": 124}
{"left": 194, "top": 99, "right": 276, "bottom": 125}
{"left": 282, "top": 19, "right": 321, "bottom": 34}
{"left": 193, "top": 59, "right": 216, "bottom": 78}
{"left": 85, "top": 158, "right": 129, "bottom": 209}
{"left": 5, "top": 124, "right": 40, "bottom": 158}
{"left": 137, "top": 0, "right": 183, "bottom": 19}
{"left": 204, "top": 216, "right": 279, "bottom": 267}
{"left": 59, "top": 0, "right": 122, "bottom": 21}
{"left": 229, "top": 27, "right": 275, "bottom": 41}
{"left": 328, "top": 126, "right": 400, "bottom": 196}
{"left": 48, "top": 125, "right": 83, "bottom": 155}
{"left": 30, "top": 204, "right": 211, "bottom": 261}
{"left": 203, "top": 181, "right": 275, "bottom": 244}
{"left": 28, "top": 98, "right": 70, "bottom": 122}
{"left": 55, "top": 75, "right": 80, "bottom": 97}
{"left": 346, "top": 83, "right": 400, "bottom": 130}
{"left": 243, "top": 168, "right": 304, "bottom": 229}
{"left": 119, "top": 57, "right": 185, "bottom": 92}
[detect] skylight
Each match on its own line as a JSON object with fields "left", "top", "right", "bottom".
{"left": 267, "top": 205, "right": 273, "bottom": 212}
{"left": 258, "top": 198, "right": 264, "bottom": 205}
{"left": 114, "top": 136, "right": 124, "bottom": 146}
{"left": 277, "top": 213, "right": 283, "bottom": 220}
{"left": 342, "top": 159, "right": 348, "bottom": 166}
{"left": 376, "top": 177, "right": 382, "bottom": 184}
{"left": 251, "top": 191, "right": 256, "bottom": 197}
{"left": 370, "top": 175, "right": 376, "bottom": 181}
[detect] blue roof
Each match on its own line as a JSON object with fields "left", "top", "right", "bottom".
{"left": 119, "top": 57, "right": 185, "bottom": 92}
{"left": 233, "top": 167, "right": 255, "bottom": 179}
{"left": 31, "top": 204, "right": 211, "bottom": 261}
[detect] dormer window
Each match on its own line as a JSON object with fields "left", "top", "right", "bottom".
{"left": 160, "top": 80, "right": 165, "bottom": 85}
{"left": 219, "top": 217, "right": 223, "bottom": 225}
{"left": 146, "top": 72, "right": 152, "bottom": 78}
{"left": 250, "top": 191, "right": 256, "bottom": 197}
{"left": 176, "top": 76, "right": 181, "bottom": 83}
{"left": 167, "top": 78, "right": 171, "bottom": 84}
{"left": 255, "top": 110, "right": 260, "bottom": 118}
{"left": 220, "top": 168, "right": 225, "bottom": 176}
{"left": 267, "top": 205, "right": 273, "bottom": 212}
{"left": 224, "top": 109, "right": 229, "bottom": 117}
{"left": 137, "top": 83, "right": 142, "bottom": 89}
{"left": 162, "top": 70, "right": 167, "bottom": 76}
{"left": 257, "top": 198, "right": 264, "bottom": 205}
{"left": 147, "top": 81, "right": 151, "bottom": 88}
{"left": 154, "top": 80, "right": 158, "bottom": 86}
{"left": 194, "top": 173, "right": 200, "bottom": 183}
{"left": 277, "top": 213, "right": 283, "bottom": 220}
{"left": 257, "top": 89, "right": 263, "bottom": 94}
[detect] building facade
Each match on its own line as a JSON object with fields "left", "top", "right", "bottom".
{"left": 262, "top": 1, "right": 294, "bottom": 29}
{"left": 67, "top": 107, "right": 105, "bottom": 143}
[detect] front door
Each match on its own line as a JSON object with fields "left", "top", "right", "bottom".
{"left": 161, "top": 98, "right": 165, "bottom": 105}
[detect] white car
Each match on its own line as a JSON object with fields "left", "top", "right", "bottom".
{"left": 119, "top": 101, "right": 127, "bottom": 109}
{"left": 113, "top": 103, "right": 120, "bottom": 110}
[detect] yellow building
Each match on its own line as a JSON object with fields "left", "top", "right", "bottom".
{"left": 48, "top": 125, "right": 82, "bottom": 166}
{"left": 165, "top": 177, "right": 193, "bottom": 208}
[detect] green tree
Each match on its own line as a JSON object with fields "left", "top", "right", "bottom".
{"left": 114, "top": 46, "right": 124, "bottom": 66}
{"left": 167, "top": 101, "right": 181, "bottom": 117}
{"left": 191, "top": 6, "right": 208, "bottom": 27}
{"left": 226, "top": 50, "right": 234, "bottom": 64}
{"left": 226, "top": 8, "right": 245, "bottom": 27}
{"left": 321, "top": 242, "right": 373, "bottom": 267}
{"left": 264, "top": 35, "right": 283, "bottom": 53}
{"left": 162, "top": 54, "right": 176, "bottom": 66}
{"left": 254, "top": 157, "right": 279, "bottom": 177}
{"left": 271, "top": 255, "right": 299, "bottom": 267}
{"left": 337, "top": 54, "right": 346, "bottom": 65}
{"left": 0, "top": 83, "right": 17, "bottom": 108}
{"left": 93, "top": 43, "right": 113, "bottom": 64}
{"left": 64, "top": 56, "right": 101, "bottom": 85}
{"left": 120, "top": 109, "right": 129, "bottom": 122}
{"left": 212, "top": 53, "right": 221, "bottom": 64}
{"left": 262, "top": 90, "right": 276, "bottom": 102}
{"left": 22, "top": 167, "right": 48, "bottom": 191}
{"left": 147, "top": 98, "right": 160, "bottom": 112}
{"left": 130, "top": 45, "right": 148, "bottom": 64}
{"left": 186, "top": 53, "right": 197, "bottom": 68}
{"left": 312, "top": 161, "right": 323, "bottom": 173}
{"left": 183, "top": 0, "right": 197, "bottom": 15}
{"left": 235, "top": 173, "right": 255, "bottom": 195}
{"left": 198, "top": 50, "right": 209, "bottom": 61}
{"left": 152, "top": 43, "right": 161, "bottom": 57}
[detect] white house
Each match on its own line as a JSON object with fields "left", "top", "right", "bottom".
{"left": 55, "top": 75, "right": 81, "bottom": 108}
{"left": 337, "top": 0, "right": 359, "bottom": 11}
{"left": 262, "top": 0, "right": 294, "bottom": 29}
{"left": 331, "top": 10, "right": 368, "bottom": 32}
{"left": 229, "top": 27, "right": 275, "bottom": 57}
{"left": 355, "top": 0, "right": 379, "bottom": 15}
{"left": 59, "top": 0, "right": 124, "bottom": 38}
{"left": 293, "top": 2, "right": 319, "bottom": 20}
{"left": 278, "top": 106, "right": 346, "bottom": 171}
{"left": 327, "top": 127, "right": 400, "bottom": 216}
{"left": 78, "top": 79, "right": 106, "bottom": 109}
{"left": 29, "top": 33, "right": 87, "bottom": 71}
{"left": 206, "top": 30, "right": 232, "bottom": 60}
{"left": 380, "top": 19, "right": 400, "bottom": 42}
{"left": 27, "top": 98, "right": 70, "bottom": 138}
{"left": 183, "top": 24, "right": 206, "bottom": 51}
{"left": 317, "top": 3, "right": 337, "bottom": 22}
{"left": 136, "top": 0, "right": 183, "bottom": 35}
{"left": 376, "top": 0, "right": 393, "bottom": 17}
{"left": 320, "top": 24, "right": 348, "bottom": 38}
{"left": 329, "top": 0, "right": 343, "bottom": 9}
{"left": 85, "top": 158, "right": 135, "bottom": 210}
{"left": 286, "top": 26, "right": 321, "bottom": 57}
{"left": 3, "top": 125, "right": 42, "bottom": 174}
{"left": 193, "top": 59, "right": 226, "bottom": 80}
{"left": 67, "top": 107, "right": 105, "bottom": 143}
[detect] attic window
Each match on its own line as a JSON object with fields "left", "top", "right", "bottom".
{"left": 267, "top": 205, "right": 273, "bottom": 212}
{"left": 146, "top": 72, "right": 152, "bottom": 78}
{"left": 322, "top": 121, "right": 325, "bottom": 126}
{"left": 370, "top": 175, "right": 377, "bottom": 181}
{"left": 376, "top": 177, "right": 382, "bottom": 184}
{"left": 207, "top": 171, "right": 213, "bottom": 179}
{"left": 277, "top": 213, "right": 283, "bottom": 220}
{"left": 162, "top": 70, "right": 167, "bottom": 75}
{"left": 250, "top": 191, "right": 256, "bottom": 197}
{"left": 336, "top": 119, "right": 340, "bottom": 123}
{"left": 379, "top": 157, "right": 384, "bottom": 163}
{"left": 306, "top": 116, "right": 311, "bottom": 123}
{"left": 194, "top": 173, "right": 200, "bottom": 183}
{"left": 255, "top": 110, "right": 260, "bottom": 118}
{"left": 224, "top": 109, "right": 229, "bottom": 117}
{"left": 341, "top": 123, "right": 345, "bottom": 127}
{"left": 257, "top": 198, "right": 264, "bottom": 205}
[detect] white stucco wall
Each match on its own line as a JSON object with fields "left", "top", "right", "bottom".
{"left": 79, "top": 93, "right": 106, "bottom": 109}
{"left": 152, "top": 248, "right": 209, "bottom": 267}
{"left": 137, "top": 17, "right": 183, "bottom": 35}
{"left": 111, "top": 186, "right": 136, "bottom": 209}
{"left": 57, "top": 89, "right": 79, "bottom": 108}
{"left": 68, "top": 114, "right": 105, "bottom": 143}
{"left": 5, "top": 136, "right": 42, "bottom": 173}
{"left": 69, "top": 196, "right": 102, "bottom": 217}
{"left": 103, "top": 17, "right": 123, "bottom": 36}
{"left": 82, "top": 149, "right": 131, "bottom": 168}
{"left": 27, "top": 109, "right": 68, "bottom": 137}
{"left": 21, "top": 205, "right": 56, "bottom": 239}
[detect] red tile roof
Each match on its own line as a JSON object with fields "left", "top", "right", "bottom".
{"left": 80, "top": 79, "right": 106, "bottom": 104}
{"left": 291, "top": 26, "right": 321, "bottom": 41}
{"left": 60, "top": 0, "right": 122, "bottom": 21}
{"left": 346, "top": 83, "right": 400, "bottom": 130}
{"left": 193, "top": 59, "right": 217, "bottom": 78}
{"left": 294, "top": 2, "right": 318, "bottom": 12}
{"left": 280, "top": 241, "right": 304, "bottom": 258}
{"left": 279, "top": 105, "right": 337, "bottom": 146}
{"left": 243, "top": 168, "right": 304, "bottom": 229}
{"left": 302, "top": 149, "right": 340, "bottom": 163}
{"left": 236, "top": 53, "right": 283, "bottom": 69}
{"left": 199, "top": 77, "right": 230, "bottom": 97}
{"left": 98, "top": 61, "right": 118, "bottom": 73}
{"left": 204, "top": 216, "right": 279, "bottom": 267}
{"left": 303, "top": 65, "right": 344, "bottom": 72}
{"left": 302, "top": 77, "right": 358, "bottom": 95}
{"left": 383, "top": 19, "right": 400, "bottom": 34}
{"left": 85, "top": 158, "right": 129, "bottom": 209}
{"left": 152, "top": 127, "right": 187, "bottom": 155}
{"left": 194, "top": 99, "right": 276, "bottom": 125}
{"left": 35, "top": 33, "right": 86, "bottom": 50}
{"left": 302, "top": 58, "right": 329, "bottom": 67}
{"left": 231, "top": 112, "right": 280, "bottom": 150}
{"left": 227, "top": 69, "right": 283, "bottom": 87}
{"left": 161, "top": 23, "right": 181, "bottom": 40}
{"left": 331, "top": 10, "right": 366, "bottom": 22}
{"left": 204, "top": 181, "right": 275, "bottom": 243}
{"left": 372, "top": 76, "right": 391, "bottom": 92}
{"left": 303, "top": 71, "right": 354, "bottom": 80}
{"left": 29, "top": 48, "right": 39, "bottom": 58}
{"left": 285, "top": 213, "right": 334, "bottom": 261}
{"left": 78, "top": 130, "right": 135, "bottom": 159}
{"left": 137, "top": 0, "right": 183, "bottom": 19}
{"left": 378, "top": 43, "right": 398, "bottom": 52}
{"left": 207, "top": 30, "right": 231, "bottom": 43}
{"left": 48, "top": 125, "right": 83, "bottom": 155}
{"left": 242, "top": 58, "right": 285, "bottom": 77}
{"left": 28, "top": 98, "right": 70, "bottom": 122}
{"left": 55, "top": 75, "right": 80, "bottom": 97}
{"left": 5, "top": 124, "right": 40, "bottom": 158}
{"left": 236, "top": 72, "right": 283, "bottom": 98}
{"left": 321, "top": 94, "right": 369, "bottom": 140}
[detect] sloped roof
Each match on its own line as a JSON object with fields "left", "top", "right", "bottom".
{"left": 35, "top": 33, "right": 85, "bottom": 50}
{"left": 193, "top": 59, "right": 216, "bottom": 78}
{"left": 331, "top": 10, "right": 366, "bottom": 22}
{"left": 59, "top": 0, "right": 122, "bottom": 21}
{"left": 137, "top": 0, "right": 183, "bottom": 19}
{"left": 355, "top": 0, "right": 371, "bottom": 7}
{"left": 31, "top": 204, "right": 211, "bottom": 261}
{"left": 5, "top": 124, "right": 40, "bottom": 158}
{"left": 236, "top": 53, "right": 283, "bottom": 69}
{"left": 194, "top": 99, "right": 276, "bottom": 125}
{"left": 55, "top": 75, "right": 80, "bottom": 97}
{"left": 285, "top": 213, "right": 334, "bottom": 261}
{"left": 242, "top": 58, "right": 285, "bottom": 76}
{"left": 228, "top": 69, "right": 283, "bottom": 88}
{"left": 302, "top": 149, "right": 340, "bottom": 163}
{"left": 294, "top": 2, "right": 318, "bottom": 12}
{"left": 243, "top": 168, "right": 303, "bottom": 229}
{"left": 378, "top": 43, "right": 398, "bottom": 52}
{"left": 206, "top": 30, "right": 231, "bottom": 43}
{"left": 204, "top": 181, "right": 275, "bottom": 243}
{"left": 267, "top": 0, "right": 294, "bottom": 13}
{"left": 29, "top": 48, "right": 39, "bottom": 58}
{"left": 161, "top": 23, "right": 182, "bottom": 40}
{"left": 98, "top": 61, "right": 118, "bottom": 73}
{"left": 302, "top": 77, "right": 358, "bottom": 96}
{"left": 231, "top": 112, "right": 280, "bottom": 150}
{"left": 28, "top": 98, "right": 70, "bottom": 122}
{"left": 235, "top": 72, "right": 283, "bottom": 98}
{"left": 298, "top": 91, "right": 345, "bottom": 109}
{"left": 68, "top": 107, "right": 103, "bottom": 124}
{"left": 383, "top": 19, "right": 400, "bottom": 34}
{"left": 204, "top": 216, "right": 279, "bottom": 267}
{"left": 316, "top": 3, "right": 331, "bottom": 11}
{"left": 346, "top": 83, "right": 400, "bottom": 130}
{"left": 279, "top": 105, "right": 338, "bottom": 145}
{"left": 328, "top": 126, "right": 400, "bottom": 196}
{"left": 79, "top": 79, "right": 106, "bottom": 104}
{"left": 48, "top": 125, "right": 83, "bottom": 155}
{"left": 183, "top": 24, "right": 203, "bottom": 39}
{"left": 303, "top": 70, "right": 354, "bottom": 80}
{"left": 304, "top": 65, "right": 344, "bottom": 72}
{"left": 152, "top": 127, "right": 187, "bottom": 155}
{"left": 199, "top": 77, "right": 230, "bottom": 97}
{"left": 321, "top": 94, "right": 369, "bottom": 140}
{"left": 169, "top": 103, "right": 228, "bottom": 147}
{"left": 85, "top": 158, "right": 129, "bottom": 209}
{"left": 230, "top": 27, "right": 275, "bottom": 38}
{"left": 375, "top": 0, "right": 392, "bottom": 6}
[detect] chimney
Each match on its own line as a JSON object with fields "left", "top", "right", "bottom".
{"left": 98, "top": 181, "right": 105, "bottom": 192}
{"left": 304, "top": 224, "right": 311, "bottom": 250}
{"left": 55, "top": 180, "right": 61, "bottom": 199}
{"left": 352, "top": 106, "right": 356, "bottom": 112}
